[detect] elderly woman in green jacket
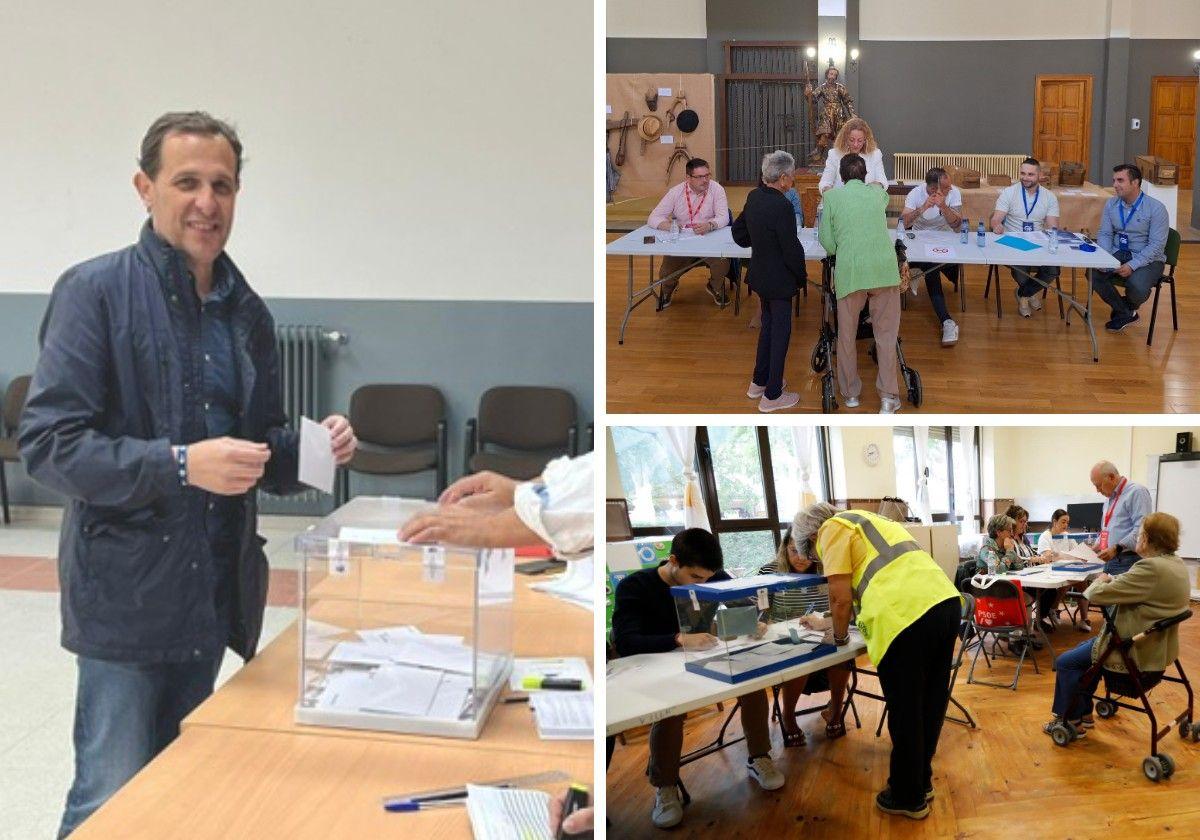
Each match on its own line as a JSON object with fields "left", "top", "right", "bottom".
{"left": 817, "top": 152, "right": 904, "bottom": 413}
{"left": 1043, "top": 512, "right": 1190, "bottom": 734}
{"left": 976, "top": 513, "right": 1025, "bottom": 574}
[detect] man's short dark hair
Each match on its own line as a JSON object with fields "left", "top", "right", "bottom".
{"left": 1022, "top": 157, "right": 1040, "bottom": 169}
{"left": 139, "top": 111, "right": 244, "bottom": 182}
{"left": 839, "top": 153, "right": 866, "bottom": 184}
{"left": 925, "top": 166, "right": 947, "bottom": 188}
{"left": 685, "top": 158, "right": 710, "bottom": 176}
{"left": 670, "top": 528, "right": 723, "bottom": 572}
{"left": 1113, "top": 163, "right": 1142, "bottom": 184}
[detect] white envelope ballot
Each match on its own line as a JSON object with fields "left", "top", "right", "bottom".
{"left": 298, "top": 416, "right": 336, "bottom": 493}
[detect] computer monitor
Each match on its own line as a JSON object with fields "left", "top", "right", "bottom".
{"left": 1067, "top": 502, "right": 1103, "bottom": 531}
{"left": 606, "top": 498, "right": 634, "bottom": 542}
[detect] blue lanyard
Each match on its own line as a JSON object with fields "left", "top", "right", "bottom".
{"left": 1117, "top": 192, "right": 1144, "bottom": 230}
{"left": 1021, "top": 186, "right": 1039, "bottom": 219}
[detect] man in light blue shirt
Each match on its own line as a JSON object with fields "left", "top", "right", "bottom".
{"left": 1089, "top": 460, "right": 1152, "bottom": 575}
{"left": 1090, "top": 163, "right": 1169, "bottom": 333}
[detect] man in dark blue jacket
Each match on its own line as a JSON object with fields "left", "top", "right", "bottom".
{"left": 18, "top": 112, "right": 357, "bottom": 837}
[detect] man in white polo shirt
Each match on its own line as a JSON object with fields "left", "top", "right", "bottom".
{"left": 647, "top": 157, "right": 731, "bottom": 308}
{"left": 901, "top": 167, "right": 963, "bottom": 346}
{"left": 990, "top": 157, "right": 1061, "bottom": 318}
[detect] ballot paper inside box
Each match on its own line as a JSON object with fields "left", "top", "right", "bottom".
{"left": 671, "top": 573, "right": 835, "bottom": 684}
{"left": 294, "top": 496, "right": 514, "bottom": 739}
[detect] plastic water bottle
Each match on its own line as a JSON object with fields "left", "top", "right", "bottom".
{"left": 896, "top": 217, "right": 905, "bottom": 240}
{"left": 960, "top": 220, "right": 969, "bottom": 245}
{"left": 976, "top": 221, "right": 986, "bottom": 248}
{"left": 669, "top": 219, "right": 679, "bottom": 242}
{"left": 1048, "top": 226, "right": 1059, "bottom": 254}
{"left": 987, "top": 556, "right": 997, "bottom": 575}
{"left": 815, "top": 205, "right": 823, "bottom": 231}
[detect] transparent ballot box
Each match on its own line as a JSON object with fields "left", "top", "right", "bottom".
{"left": 294, "top": 497, "right": 514, "bottom": 738}
{"left": 671, "top": 573, "right": 834, "bottom": 684}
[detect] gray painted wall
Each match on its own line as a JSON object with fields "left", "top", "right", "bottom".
{"left": 606, "top": 38, "right": 708, "bottom": 74}
{"left": 704, "top": 0, "right": 819, "bottom": 74}
{"left": 0, "top": 294, "right": 593, "bottom": 506}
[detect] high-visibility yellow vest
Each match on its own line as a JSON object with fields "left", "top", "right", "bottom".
{"left": 816, "top": 510, "right": 960, "bottom": 665}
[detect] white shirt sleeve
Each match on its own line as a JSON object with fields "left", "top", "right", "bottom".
{"left": 867, "top": 148, "right": 889, "bottom": 189}
{"left": 1037, "top": 530, "right": 1053, "bottom": 554}
{"left": 903, "top": 185, "right": 923, "bottom": 211}
{"left": 819, "top": 149, "right": 841, "bottom": 191}
{"left": 948, "top": 187, "right": 963, "bottom": 208}
{"left": 512, "top": 453, "right": 594, "bottom": 561}
{"left": 994, "top": 185, "right": 1013, "bottom": 215}
{"left": 1046, "top": 190, "right": 1061, "bottom": 218}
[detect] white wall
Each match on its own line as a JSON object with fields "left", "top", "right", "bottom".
{"left": 606, "top": 0, "right": 707, "bottom": 39}
{"left": 1129, "top": 1, "right": 1200, "bottom": 38}
{"left": 836, "top": 426, "right": 898, "bottom": 499}
{"left": 605, "top": 428, "right": 624, "bottom": 496}
{"left": 0, "top": 1, "right": 591, "bottom": 302}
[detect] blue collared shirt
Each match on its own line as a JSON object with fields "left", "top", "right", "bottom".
{"left": 1097, "top": 191, "right": 1169, "bottom": 272}
{"left": 784, "top": 187, "right": 803, "bottom": 218}
{"left": 1102, "top": 479, "right": 1152, "bottom": 554}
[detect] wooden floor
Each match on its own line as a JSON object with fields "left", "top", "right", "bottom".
{"left": 606, "top": 611, "right": 1200, "bottom": 839}
{"left": 605, "top": 238, "right": 1200, "bottom": 414}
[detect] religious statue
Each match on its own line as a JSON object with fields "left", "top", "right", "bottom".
{"left": 804, "top": 65, "right": 856, "bottom": 164}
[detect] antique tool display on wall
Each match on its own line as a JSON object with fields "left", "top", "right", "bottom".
{"left": 606, "top": 110, "right": 634, "bottom": 166}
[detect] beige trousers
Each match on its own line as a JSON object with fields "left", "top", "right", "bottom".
{"left": 836, "top": 286, "right": 901, "bottom": 401}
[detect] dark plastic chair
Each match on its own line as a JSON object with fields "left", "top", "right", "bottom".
{"left": 0, "top": 375, "right": 32, "bottom": 525}
{"left": 967, "top": 575, "right": 1040, "bottom": 690}
{"left": 1110, "top": 227, "right": 1180, "bottom": 347}
{"left": 464, "top": 386, "right": 577, "bottom": 480}
{"left": 341, "top": 384, "right": 447, "bottom": 499}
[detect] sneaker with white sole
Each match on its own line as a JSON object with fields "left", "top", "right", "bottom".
{"left": 747, "top": 755, "right": 785, "bottom": 791}
{"left": 843, "top": 395, "right": 860, "bottom": 408}
{"left": 941, "top": 319, "right": 959, "bottom": 346}
{"left": 759, "top": 391, "right": 800, "bottom": 412}
{"left": 1016, "top": 293, "right": 1032, "bottom": 317}
{"left": 651, "top": 786, "right": 684, "bottom": 828}
{"left": 1030, "top": 293, "right": 1044, "bottom": 311}
{"left": 880, "top": 396, "right": 902, "bottom": 414}
{"left": 747, "top": 380, "right": 786, "bottom": 399}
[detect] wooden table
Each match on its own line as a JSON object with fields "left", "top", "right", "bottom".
{"left": 73, "top": 579, "right": 593, "bottom": 838}
{"left": 71, "top": 726, "right": 591, "bottom": 840}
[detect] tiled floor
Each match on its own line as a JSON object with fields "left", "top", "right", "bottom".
{"left": 0, "top": 506, "right": 317, "bottom": 840}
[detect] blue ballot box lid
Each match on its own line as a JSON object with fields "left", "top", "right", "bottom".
{"left": 1051, "top": 562, "right": 1104, "bottom": 573}
{"left": 671, "top": 572, "right": 826, "bottom": 602}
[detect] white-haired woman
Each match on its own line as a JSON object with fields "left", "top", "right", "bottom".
{"left": 792, "top": 501, "right": 961, "bottom": 821}
{"left": 731, "top": 149, "right": 808, "bottom": 412}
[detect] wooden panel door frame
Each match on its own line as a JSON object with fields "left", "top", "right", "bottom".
{"left": 1033, "top": 74, "right": 1092, "bottom": 172}
{"left": 1148, "top": 75, "right": 1196, "bottom": 189}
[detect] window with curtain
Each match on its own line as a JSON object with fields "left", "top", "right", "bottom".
{"left": 893, "top": 427, "right": 976, "bottom": 524}
{"left": 610, "top": 426, "right": 686, "bottom": 531}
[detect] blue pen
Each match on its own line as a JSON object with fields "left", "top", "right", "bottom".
{"left": 384, "top": 799, "right": 465, "bottom": 812}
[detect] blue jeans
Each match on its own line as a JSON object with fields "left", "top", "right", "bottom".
{"left": 1052, "top": 638, "right": 1100, "bottom": 720}
{"left": 57, "top": 655, "right": 223, "bottom": 838}
{"left": 1105, "top": 549, "right": 1140, "bottom": 575}
{"left": 1090, "top": 261, "right": 1164, "bottom": 319}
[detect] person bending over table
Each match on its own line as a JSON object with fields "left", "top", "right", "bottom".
{"left": 793, "top": 503, "right": 960, "bottom": 820}
{"left": 901, "top": 167, "right": 963, "bottom": 347}
{"left": 818, "top": 117, "right": 888, "bottom": 193}
{"left": 990, "top": 157, "right": 1061, "bottom": 318}
{"left": 818, "top": 153, "right": 904, "bottom": 413}
{"left": 757, "top": 526, "right": 851, "bottom": 746}
{"left": 1089, "top": 163, "right": 1169, "bottom": 334}
{"left": 732, "top": 150, "right": 808, "bottom": 413}
{"left": 1038, "top": 508, "right": 1093, "bottom": 632}
{"left": 1088, "top": 460, "right": 1151, "bottom": 576}
{"left": 611, "top": 528, "right": 784, "bottom": 830}
{"left": 1042, "top": 513, "right": 1188, "bottom": 737}
{"left": 1006, "top": 504, "right": 1058, "bottom": 635}
{"left": 647, "top": 157, "right": 731, "bottom": 309}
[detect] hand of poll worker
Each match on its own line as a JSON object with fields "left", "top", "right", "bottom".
{"left": 398, "top": 506, "right": 540, "bottom": 548}
{"left": 799, "top": 613, "right": 831, "bottom": 631}
{"left": 820, "top": 629, "right": 844, "bottom": 646}
{"left": 1095, "top": 572, "right": 1113, "bottom": 583}
{"left": 321, "top": 414, "right": 357, "bottom": 466}
{"left": 1097, "top": 545, "right": 1119, "bottom": 562}
{"left": 549, "top": 798, "right": 594, "bottom": 835}
{"left": 437, "top": 470, "right": 520, "bottom": 512}
{"left": 676, "top": 632, "right": 719, "bottom": 651}
{"left": 753, "top": 621, "right": 768, "bottom": 639}
{"left": 1115, "top": 263, "right": 1133, "bottom": 278}
{"left": 992, "top": 224, "right": 1005, "bottom": 235}
{"left": 1001, "top": 536, "right": 1016, "bottom": 552}
{"left": 656, "top": 220, "right": 674, "bottom": 232}
{"left": 185, "top": 437, "right": 270, "bottom": 495}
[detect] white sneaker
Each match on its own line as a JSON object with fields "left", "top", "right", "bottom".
{"left": 747, "top": 755, "right": 785, "bottom": 791}
{"left": 843, "top": 395, "right": 860, "bottom": 408}
{"left": 1016, "top": 293, "right": 1032, "bottom": 318}
{"left": 941, "top": 319, "right": 959, "bottom": 346}
{"left": 1030, "top": 294, "right": 1044, "bottom": 312}
{"left": 651, "top": 786, "right": 684, "bottom": 828}
{"left": 759, "top": 391, "right": 800, "bottom": 412}
{"left": 747, "top": 380, "right": 786, "bottom": 399}
{"left": 880, "top": 396, "right": 902, "bottom": 414}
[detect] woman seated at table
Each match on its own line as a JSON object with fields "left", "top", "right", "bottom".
{"left": 1006, "top": 504, "right": 1058, "bottom": 634}
{"left": 976, "top": 514, "right": 1024, "bottom": 573}
{"left": 758, "top": 529, "right": 851, "bottom": 746}
{"left": 1037, "top": 508, "right": 1093, "bottom": 632}
{"left": 1043, "top": 512, "right": 1189, "bottom": 736}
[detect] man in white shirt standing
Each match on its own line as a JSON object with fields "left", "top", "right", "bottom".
{"left": 647, "top": 158, "right": 731, "bottom": 308}
{"left": 901, "top": 167, "right": 963, "bottom": 346}
{"left": 990, "top": 157, "right": 1061, "bottom": 318}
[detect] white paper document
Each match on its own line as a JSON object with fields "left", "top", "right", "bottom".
{"left": 298, "top": 417, "right": 335, "bottom": 493}
{"left": 1064, "top": 542, "right": 1100, "bottom": 563}
{"left": 466, "top": 785, "right": 553, "bottom": 840}
{"left": 529, "top": 691, "right": 593, "bottom": 740}
{"left": 509, "top": 657, "right": 593, "bottom": 692}
{"left": 530, "top": 555, "right": 594, "bottom": 611}
{"left": 360, "top": 664, "right": 444, "bottom": 716}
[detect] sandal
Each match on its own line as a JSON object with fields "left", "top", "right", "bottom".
{"left": 781, "top": 726, "right": 806, "bottom": 747}
{"left": 821, "top": 708, "right": 847, "bottom": 740}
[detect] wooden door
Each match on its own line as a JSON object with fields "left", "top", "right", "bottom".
{"left": 1033, "top": 75, "right": 1092, "bottom": 176}
{"left": 1149, "top": 76, "right": 1196, "bottom": 189}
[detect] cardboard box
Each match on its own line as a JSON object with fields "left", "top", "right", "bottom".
{"left": 1136, "top": 155, "right": 1178, "bottom": 185}
{"left": 929, "top": 525, "right": 962, "bottom": 582}
{"left": 1058, "top": 161, "right": 1085, "bottom": 186}
{"left": 986, "top": 173, "right": 1012, "bottom": 187}
{"left": 945, "top": 164, "right": 980, "bottom": 189}
{"left": 1038, "top": 162, "right": 1059, "bottom": 187}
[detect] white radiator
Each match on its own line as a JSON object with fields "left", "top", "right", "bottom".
{"left": 893, "top": 153, "right": 1029, "bottom": 181}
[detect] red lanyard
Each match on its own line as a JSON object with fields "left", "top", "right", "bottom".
{"left": 1102, "top": 478, "right": 1127, "bottom": 529}
{"left": 684, "top": 187, "right": 707, "bottom": 225}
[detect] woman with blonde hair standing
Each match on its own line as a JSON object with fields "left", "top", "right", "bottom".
{"left": 819, "top": 116, "right": 889, "bottom": 192}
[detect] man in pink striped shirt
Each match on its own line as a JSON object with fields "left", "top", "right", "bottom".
{"left": 647, "top": 158, "right": 731, "bottom": 307}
